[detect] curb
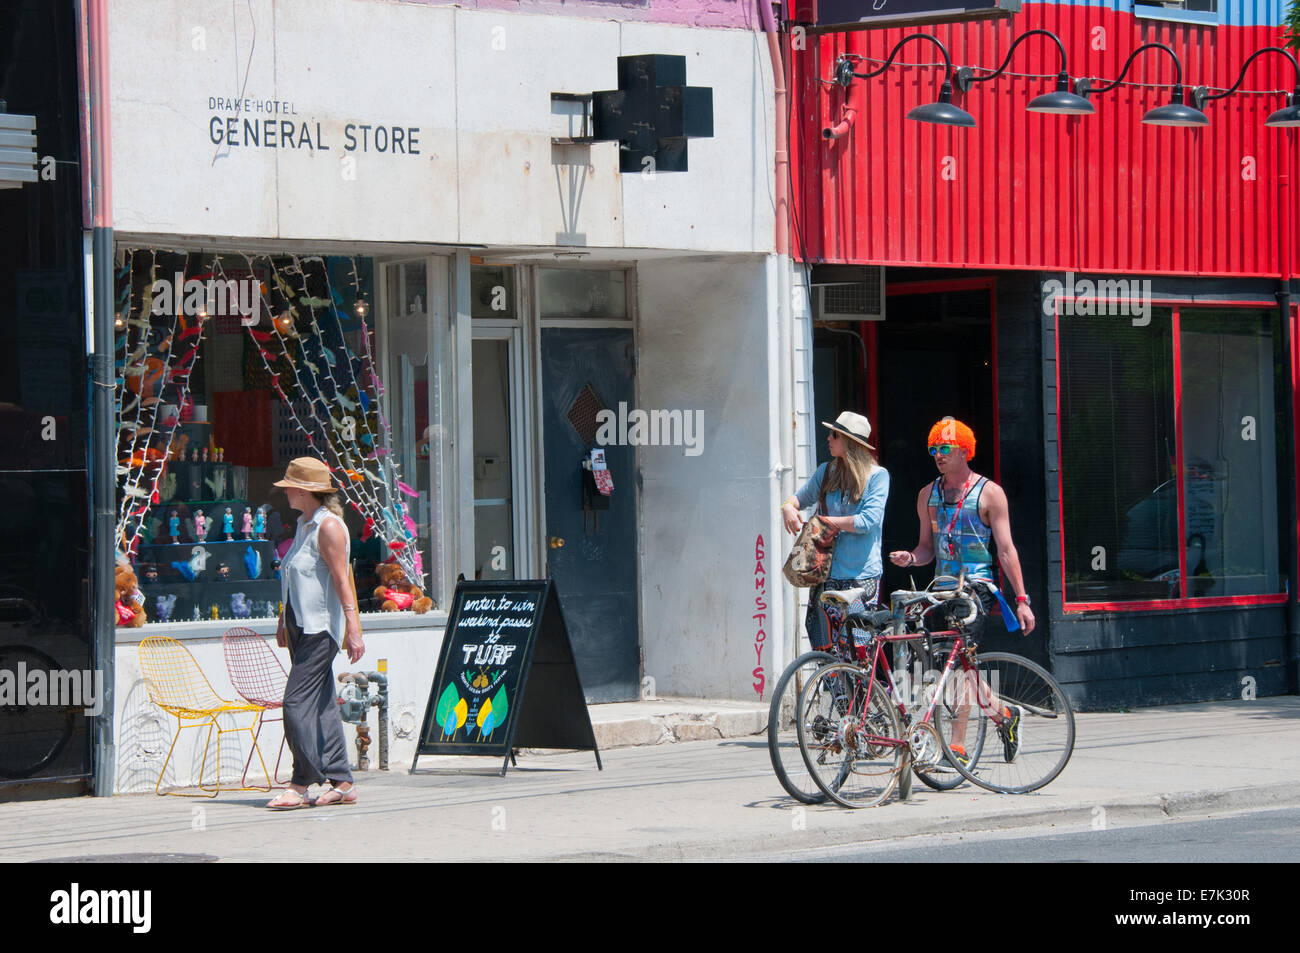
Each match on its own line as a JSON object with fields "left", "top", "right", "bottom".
{"left": 553, "top": 781, "right": 1300, "bottom": 862}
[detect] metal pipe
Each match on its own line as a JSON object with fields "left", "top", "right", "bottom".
{"left": 823, "top": 73, "right": 860, "bottom": 140}
{"left": 1278, "top": 131, "right": 1300, "bottom": 694}
{"left": 79, "top": 0, "right": 117, "bottom": 797}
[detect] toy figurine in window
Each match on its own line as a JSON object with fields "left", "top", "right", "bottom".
{"left": 201, "top": 447, "right": 209, "bottom": 463}
{"left": 168, "top": 510, "right": 181, "bottom": 543}
{"left": 143, "top": 564, "right": 159, "bottom": 585}
{"left": 253, "top": 505, "right": 268, "bottom": 539}
{"left": 272, "top": 557, "right": 281, "bottom": 579}
{"left": 193, "top": 509, "right": 209, "bottom": 542}
{"left": 190, "top": 448, "right": 199, "bottom": 463}
{"left": 217, "top": 563, "right": 231, "bottom": 581}
{"left": 114, "top": 563, "right": 147, "bottom": 628}
{"left": 242, "top": 507, "right": 253, "bottom": 539}
{"left": 191, "top": 605, "right": 201, "bottom": 621}
{"left": 222, "top": 507, "right": 234, "bottom": 540}
{"left": 155, "top": 593, "right": 177, "bottom": 623}
{"left": 210, "top": 604, "right": 220, "bottom": 620}
{"left": 231, "top": 593, "right": 252, "bottom": 619}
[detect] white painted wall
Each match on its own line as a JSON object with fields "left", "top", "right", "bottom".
{"left": 113, "top": 623, "right": 445, "bottom": 794}
{"left": 108, "top": 0, "right": 774, "bottom": 254}
{"left": 635, "top": 255, "right": 783, "bottom": 700}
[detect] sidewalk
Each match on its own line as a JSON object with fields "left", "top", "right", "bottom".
{"left": 2, "top": 697, "right": 1297, "bottom": 862}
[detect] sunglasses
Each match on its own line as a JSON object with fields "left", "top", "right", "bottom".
{"left": 928, "top": 444, "right": 958, "bottom": 456}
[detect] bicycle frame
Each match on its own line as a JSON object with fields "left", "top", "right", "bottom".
{"left": 833, "top": 624, "right": 1009, "bottom": 756}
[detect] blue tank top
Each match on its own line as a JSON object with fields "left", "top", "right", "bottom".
{"left": 928, "top": 476, "right": 993, "bottom": 580}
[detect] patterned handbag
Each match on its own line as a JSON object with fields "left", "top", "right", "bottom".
{"left": 782, "top": 478, "right": 840, "bottom": 587}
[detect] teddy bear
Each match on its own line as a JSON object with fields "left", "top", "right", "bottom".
{"left": 114, "top": 562, "right": 147, "bottom": 627}
{"left": 372, "top": 561, "right": 433, "bottom": 614}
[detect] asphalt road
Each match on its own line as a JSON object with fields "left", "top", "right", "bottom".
{"left": 755, "top": 806, "right": 1300, "bottom": 863}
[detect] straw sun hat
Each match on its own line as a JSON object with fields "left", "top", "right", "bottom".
{"left": 821, "top": 411, "right": 875, "bottom": 451}
{"left": 273, "top": 457, "right": 337, "bottom": 493}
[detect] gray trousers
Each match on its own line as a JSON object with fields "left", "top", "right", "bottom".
{"left": 283, "top": 602, "right": 354, "bottom": 788}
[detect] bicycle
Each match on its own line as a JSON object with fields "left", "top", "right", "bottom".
{"left": 797, "top": 575, "right": 1075, "bottom": 808}
{"left": 766, "top": 585, "right": 874, "bottom": 805}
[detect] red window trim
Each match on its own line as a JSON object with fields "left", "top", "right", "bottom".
{"left": 1054, "top": 300, "right": 1286, "bottom": 614}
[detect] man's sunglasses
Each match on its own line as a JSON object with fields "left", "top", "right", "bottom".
{"left": 928, "top": 444, "right": 957, "bottom": 456}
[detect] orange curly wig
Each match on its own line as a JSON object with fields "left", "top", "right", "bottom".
{"left": 927, "top": 418, "right": 976, "bottom": 460}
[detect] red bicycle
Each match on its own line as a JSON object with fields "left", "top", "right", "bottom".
{"left": 796, "top": 575, "right": 1075, "bottom": 808}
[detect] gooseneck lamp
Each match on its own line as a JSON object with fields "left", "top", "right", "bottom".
{"left": 954, "top": 29, "right": 1094, "bottom": 116}
{"left": 1192, "top": 46, "right": 1300, "bottom": 128}
{"left": 1074, "top": 42, "right": 1208, "bottom": 127}
{"left": 832, "top": 34, "right": 976, "bottom": 128}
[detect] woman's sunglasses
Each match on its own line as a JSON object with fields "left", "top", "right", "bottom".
{"left": 928, "top": 444, "right": 957, "bottom": 456}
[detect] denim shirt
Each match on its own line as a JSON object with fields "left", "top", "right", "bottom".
{"left": 794, "top": 463, "right": 890, "bottom": 581}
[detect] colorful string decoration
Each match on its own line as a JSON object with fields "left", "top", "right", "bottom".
{"left": 222, "top": 253, "right": 423, "bottom": 586}
{"left": 114, "top": 249, "right": 209, "bottom": 558}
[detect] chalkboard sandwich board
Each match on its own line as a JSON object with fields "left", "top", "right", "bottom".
{"left": 412, "top": 578, "right": 602, "bottom": 777}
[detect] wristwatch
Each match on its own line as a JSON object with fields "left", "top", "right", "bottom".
{"left": 1016, "top": 594, "right": 1032, "bottom": 606}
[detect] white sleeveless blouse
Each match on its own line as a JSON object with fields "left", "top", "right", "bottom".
{"left": 280, "top": 506, "right": 350, "bottom": 643}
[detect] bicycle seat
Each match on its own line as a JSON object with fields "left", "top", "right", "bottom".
{"left": 846, "top": 608, "right": 894, "bottom": 629}
{"left": 819, "top": 587, "right": 873, "bottom": 608}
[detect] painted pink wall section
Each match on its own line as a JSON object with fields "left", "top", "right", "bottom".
{"left": 396, "top": 0, "right": 761, "bottom": 30}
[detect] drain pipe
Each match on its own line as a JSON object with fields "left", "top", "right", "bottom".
{"left": 759, "top": 0, "right": 796, "bottom": 680}
{"left": 78, "top": 0, "right": 117, "bottom": 797}
{"left": 823, "top": 66, "right": 861, "bottom": 140}
{"left": 1278, "top": 135, "right": 1299, "bottom": 695}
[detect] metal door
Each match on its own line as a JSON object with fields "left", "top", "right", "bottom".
{"left": 540, "top": 328, "right": 639, "bottom": 702}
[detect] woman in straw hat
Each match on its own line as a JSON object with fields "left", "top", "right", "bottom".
{"left": 780, "top": 412, "right": 891, "bottom": 652}
{"left": 265, "top": 457, "right": 364, "bottom": 809}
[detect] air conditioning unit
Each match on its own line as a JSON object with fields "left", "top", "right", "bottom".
{"left": 813, "top": 268, "right": 885, "bottom": 321}
{"left": 0, "top": 108, "right": 38, "bottom": 190}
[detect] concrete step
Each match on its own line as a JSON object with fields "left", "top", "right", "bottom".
{"left": 530, "top": 697, "right": 769, "bottom": 751}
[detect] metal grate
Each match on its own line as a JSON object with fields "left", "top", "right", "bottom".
{"left": 566, "top": 383, "right": 606, "bottom": 446}
{"left": 823, "top": 275, "right": 883, "bottom": 317}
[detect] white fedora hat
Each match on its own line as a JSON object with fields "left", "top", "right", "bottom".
{"left": 821, "top": 411, "right": 875, "bottom": 450}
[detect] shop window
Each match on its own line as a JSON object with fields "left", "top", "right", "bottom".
{"left": 1178, "top": 309, "right": 1283, "bottom": 597}
{"left": 1058, "top": 306, "right": 1284, "bottom": 606}
{"left": 539, "top": 268, "right": 628, "bottom": 320}
{"left": 382, "top": 260, "right": 446, "bottom": 608}
{"left": 471, "top": 265, "right": 516, "bottom": 320}
{"left": 114, "top": 249, "right": 439, "bottom": 628}
{"left": 471, "top": 339, "right": 515, "bottom": 579}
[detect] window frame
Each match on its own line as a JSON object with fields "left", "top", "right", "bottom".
{"left": 1054, "top": 296, "right": 1289, "bottom": 613}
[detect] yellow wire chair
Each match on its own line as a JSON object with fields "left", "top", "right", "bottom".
{"left": 138, "top": 635, "right": 273, "bottom": 797}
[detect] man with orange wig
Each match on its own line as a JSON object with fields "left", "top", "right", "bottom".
{"left": 889, "top": 417, "right": 1034, "bottom": 633}
{"left": 889, "top": 417, "right": 1034, "bottom": 762}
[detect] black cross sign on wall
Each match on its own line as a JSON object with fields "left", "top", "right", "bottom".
{"left": 591, "top": 55, "right": 714, "bottom": 173}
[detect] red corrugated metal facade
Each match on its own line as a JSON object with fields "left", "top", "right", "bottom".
{"left": 793, "top": 5, "right": 1300, "bottom": 277}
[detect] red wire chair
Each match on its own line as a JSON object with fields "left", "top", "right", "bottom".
{"left": 221, "top": 627, "right": 291, "bottom": 787}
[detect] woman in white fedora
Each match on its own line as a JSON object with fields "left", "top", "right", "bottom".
{"left": 265, "top": 457, "right": 365, "bottom": 809}
{"left": 780, "top": 412, "right": 890, "bottom": 652}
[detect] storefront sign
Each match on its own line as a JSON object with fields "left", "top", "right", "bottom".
{"left": 205, "top": 96, "right": 422, "bottom": 155}
{"left": 412, "top": 579, "right": 601, "bottom": 776}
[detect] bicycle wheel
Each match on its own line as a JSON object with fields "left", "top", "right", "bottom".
{"left": 915, "top": 674, "right": 986, "bottom": 791}
{"left": 0, "top": 645, "right": 78, "bottom": 779}
{"left": 796, "top": 663, "right": 903, "bottom": 809}
{"left": 767, "top": 650, "right": 836, "bottom": 804}
{"left": 936, "top": 652, "right": 1075, "bottom": 794}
